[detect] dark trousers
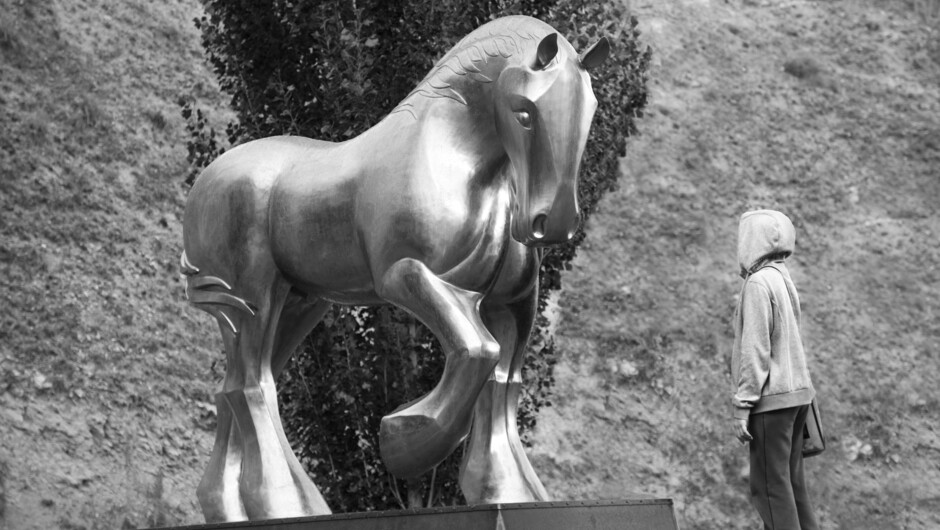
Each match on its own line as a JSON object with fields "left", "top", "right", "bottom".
{"left": 748, "top": 405, "right": 819, "bottom": 530}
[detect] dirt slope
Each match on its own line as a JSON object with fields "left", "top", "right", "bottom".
{"left": 0, "top": 0, "right": 938, "bottom": 529}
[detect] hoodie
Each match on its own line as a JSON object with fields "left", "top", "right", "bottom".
{"left": 731, "top": 210, "right": 815, "bottom": 420}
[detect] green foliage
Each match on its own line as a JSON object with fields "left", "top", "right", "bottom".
{"left": 278, "top": 306, "right": 464, "bottom": 512}
{"left": 180, "top": 98, "right": 224, "bottom": 184}
{"left": 184, "top": 0, "right": 649, "bottom": 512}
{"left": 539, "top": 1, "right": 652, "bottom": 289}
{"left": 910, "top": 0, "right": 940, "bottom": 22}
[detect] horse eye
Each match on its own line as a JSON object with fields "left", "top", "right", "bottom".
{"left": 514, "top": 111, "right": 532, "bottom": 129}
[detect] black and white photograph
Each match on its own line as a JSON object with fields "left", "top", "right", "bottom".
{"left": 1, "top": 0, "right": 938, "bottom": 529}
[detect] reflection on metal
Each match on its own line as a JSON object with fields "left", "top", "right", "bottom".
{"left": 180, "top": 250, "right": 200, "bottom": 276}
{"left": 181, "top": 15, "right": 608, "bottom": 523}
{"left": 157, "top": 499, "right": 681, "bottom": 530}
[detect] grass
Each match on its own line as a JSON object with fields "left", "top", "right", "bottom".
{"left": 911, "top": 0, "right": 940, "bottom": 20}
{"left": 0, "top": 459, "right": 7, "bottom": 522}
{"left": 0, "top": 0, "right": 226, "bottom": 526}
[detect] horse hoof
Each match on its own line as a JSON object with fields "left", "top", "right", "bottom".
{"left": 379, "top": 413, "right": 466, "bottom": 478}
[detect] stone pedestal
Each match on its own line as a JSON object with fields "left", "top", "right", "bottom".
{"left": 157, "top": 499, "right": 679, "bottom": 530}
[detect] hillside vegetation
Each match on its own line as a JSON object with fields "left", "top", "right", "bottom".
{"left": 1, "top": 0, "right": 226, "bottom": 527}
{"left": 1, "top": 0, "right": 938, "bottom": 529}
{"left": 530, "top": 1, "right": 940, "bottom": 529}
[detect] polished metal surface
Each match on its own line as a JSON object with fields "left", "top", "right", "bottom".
{"left": 182, "top": 15, "right": 608, "bottom": 523}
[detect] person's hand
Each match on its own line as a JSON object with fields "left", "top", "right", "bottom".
{"left": 734, "top": 418, "right": 752, "bottom": 444}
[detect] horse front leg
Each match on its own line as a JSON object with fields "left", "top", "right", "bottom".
{"left": 376, "top": 258, "right": 501, "bottom": 479}
{"left": 459, "top": 288, "right": 550, "bottom": 503}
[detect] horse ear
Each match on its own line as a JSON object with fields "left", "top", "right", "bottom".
{"left": 579, "top": 37, "right": 610, "bottom": 69}
{"left": 534, "top": 33, "right": 558, "bottom": 70}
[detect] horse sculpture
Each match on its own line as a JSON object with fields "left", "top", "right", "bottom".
{"left": 181, "top": 15, "right": 609, "bottom": 522}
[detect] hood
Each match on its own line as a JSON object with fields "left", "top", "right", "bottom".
{"left": 737, "top": 209, "right": 795, "bottom": 273}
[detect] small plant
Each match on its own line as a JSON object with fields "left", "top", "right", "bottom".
{"left": 783, "top": 55, "right": 839, "bottom": 91}
{"left": 783, "top": 56, "right": 822, "bottom": 80}
{"left": 63, "top": 92, "right": 107, "bottom": 131}
{"left": 0, "top": 19, "right": 21, "bottom": 53}
{"left": 145, "top": 110, "right": 168, "bottom": 131}
{"left": 179, "top": 97, "right": 224, "bottom": 186}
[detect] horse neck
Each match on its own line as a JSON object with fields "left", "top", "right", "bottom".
{"left": 383, "top": 70, "right": 509, "bottom": 187}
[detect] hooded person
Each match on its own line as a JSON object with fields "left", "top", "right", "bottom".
{"left": 731, "top": 209, "right": 819, "bottom": 530}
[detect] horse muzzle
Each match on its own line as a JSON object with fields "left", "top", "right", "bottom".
{"left": 512, "top": 207, "right": 581, "bottom": 246}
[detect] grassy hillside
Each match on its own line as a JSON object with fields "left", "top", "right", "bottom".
{"left": 0, "top": 0, "right": 227, "bottom": 528}
{"left": 529, "top": 1, "right": 940, "bottom": 529}
{"left": 0, "top": 0, "right": 938, "bottom": 529}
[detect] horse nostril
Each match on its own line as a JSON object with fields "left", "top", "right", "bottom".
{"left": 532, "top": 214, "right": 547, "bottom": 239}
{"left": 567, "top": 213, "right": 581, "bottom": 240}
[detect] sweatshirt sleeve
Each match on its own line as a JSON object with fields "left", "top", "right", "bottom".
{"left": 732, "top": 280, "right": 773, "bottom": 420}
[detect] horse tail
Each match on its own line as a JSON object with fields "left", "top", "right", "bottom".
{"left": 180, "top": 250, "right": 257, "bottom": 336}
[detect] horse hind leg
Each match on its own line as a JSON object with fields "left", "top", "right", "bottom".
{"left": 266, "top": 294, "right": 332, "bottom": 515}
{"left": 270, "top": 292, "right": 331, "bottom": 380}
{"left": 197, "top": 353, "right": 248, "bottom": 522}
{"left": 182, "top": 252, "right": 330, "bottom": 520}
{"left": 183, "top": 252, "right": 251, "bottom": 521}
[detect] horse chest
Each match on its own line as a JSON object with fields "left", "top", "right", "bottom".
{"left": 412, "top": 194, "right": 518, "bottom": 294}
{"left": 436, "top": 215, "right": 539, "bottom": 303}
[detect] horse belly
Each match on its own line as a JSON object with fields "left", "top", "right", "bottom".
{"left": 269, "top": 161, "right": 376, "bottom": 301}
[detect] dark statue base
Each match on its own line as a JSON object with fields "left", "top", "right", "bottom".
{"left": 157, "top": 499, "right": 680, "bottom": 530}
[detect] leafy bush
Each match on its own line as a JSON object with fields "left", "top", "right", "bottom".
{"left": 184, "top": 0, "right": 649, "bottom": 512}
{"left": 783, "top": 56, "right": 822, "bottom": 80}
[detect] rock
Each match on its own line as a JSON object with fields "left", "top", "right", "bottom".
{"left": 48, "top": 412, "right": 85, "bottom": 439}
{"left": 58, "top": 465, "right": 96, "bottom": 488}
{"left": 88, "top": 423, "right": 105, "bottom": 440}
{"left": 1, "top": 408, "right": 24, "bottom": 428}
{"left": 162, "top": 443, "right": 181, "bottom": 458}
{"left": 842, "top": 435, "right": 863, "bottom": 461}
{"left": 841, "top": 435, "right": 874, "bottom": 461}
{"left": 32, "top": 373, "right": 52, "bottom": 391}
{"left": 618, "top": 360, "right": 640, "bottom": 378}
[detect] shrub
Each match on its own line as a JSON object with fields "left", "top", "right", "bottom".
{"left": 184, "top": 0, "right": 649, "bottom": 511}
{"left": 783, "top": 56, "right": 822, "bottom": 80}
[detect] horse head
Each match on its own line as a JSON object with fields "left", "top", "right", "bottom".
{"left": 495, "top": 33, "right": 609, "bottom": 246}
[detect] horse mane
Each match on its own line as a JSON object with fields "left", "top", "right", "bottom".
{"left": 391, "top": 16, "right": 555, "bottom": 119}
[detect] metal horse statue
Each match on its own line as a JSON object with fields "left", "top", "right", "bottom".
{"left": 181, "top": 15, "right": 609, "bottom": 523}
